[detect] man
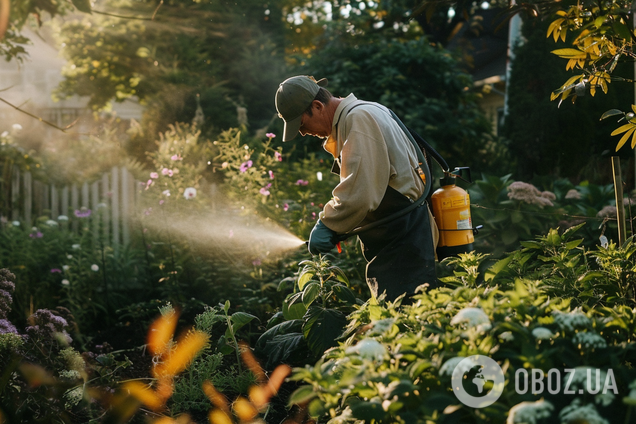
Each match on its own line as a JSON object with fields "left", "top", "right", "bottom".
{"left": 275, "top": 75, "right": 438, "bottom": 302}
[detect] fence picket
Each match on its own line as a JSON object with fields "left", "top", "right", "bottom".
{"left": 3, "top": 167, "right": 141, "bottom": 249}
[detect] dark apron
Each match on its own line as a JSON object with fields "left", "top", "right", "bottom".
{"left": 355, "top": 184, "right": 438, "bottom": 303}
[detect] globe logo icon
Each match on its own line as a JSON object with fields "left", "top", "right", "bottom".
{"left": 451, "top": 355, "right": 505, "bottom": 408}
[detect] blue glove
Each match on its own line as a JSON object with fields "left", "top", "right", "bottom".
{"left": 308, "top": 219, "right": 338, "bottom": 255}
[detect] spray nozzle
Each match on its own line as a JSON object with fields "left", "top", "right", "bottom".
{"left": 441, "top": 167, "right": 471, "bottom": 186}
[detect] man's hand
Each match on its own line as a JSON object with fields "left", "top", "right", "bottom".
{"left": 308, "top": 219, "right": 338, "bottom": 255}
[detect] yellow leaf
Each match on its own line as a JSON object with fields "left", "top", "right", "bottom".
{"left": 551, "top": 48, "right": 586, "bottom": 58}
{"left": 631, "top": 104, "right": 636, "bottom": 115}
{"left": 148, "top": 311, "right": 178, "bottom": 356}
{"left": 155, "top": 331, "right": 208, "bottom": 377}
{"left": 209, "top": 409, "right": 234, "bottom": 424}
{"left": 631, "top": 130, "right": 636, "bottom": 149}
{"left": 203, "top": 381, "right": 230, "bottom": 411}
{"left": 233, "top": 397, "right": 257, "bottom": 421}
{"left": 615, "top": 127, "right": 636, "bottom": 151}
{"left": 122, "top": 381, "right": 164, "bottom": 411}
{"left": 611, "top": 123, "right": 635, "bottom": 136}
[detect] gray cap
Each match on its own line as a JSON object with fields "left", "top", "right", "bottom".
{"left": 275, "top": 75, "right": 328, "bottom": 141}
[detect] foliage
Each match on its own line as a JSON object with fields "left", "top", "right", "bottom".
{"left": 468, "top": 173, "right": 617, "bottom": 257}
{"left": 288, "top": 249, "right": 636, "bottom": 423}
{"left": 295, "top": 34, "right": 506, "bottom": 176}
{"left": 502, "top": 14, "right": 631, "bottom": 180}
{"left": 52, "top": 0, "right": 288, "bottom": 157}
{"left": 255, "top": 256, "right": 362, "bottom": 370}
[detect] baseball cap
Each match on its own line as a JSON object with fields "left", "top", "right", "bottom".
{"left": 275, "top": 76, "right": 328, "bottom": 141}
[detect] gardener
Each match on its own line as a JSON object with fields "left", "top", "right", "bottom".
{"left": 275, "top": 75, "right": 438, "bottom": 303}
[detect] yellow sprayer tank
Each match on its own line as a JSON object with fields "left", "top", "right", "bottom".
{"left": 431, "top": 174, "right": 474, "bottom": 260}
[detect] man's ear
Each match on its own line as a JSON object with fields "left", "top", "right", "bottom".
{"left": 312, "top": 100, "right": 324, "bottom": 112}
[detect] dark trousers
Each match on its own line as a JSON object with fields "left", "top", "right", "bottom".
{"left": 358, "top": 202, "right": 437, "bottom": 303}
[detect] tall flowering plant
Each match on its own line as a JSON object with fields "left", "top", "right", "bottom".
{"left": 142, "top": 123, "right": 214, "bottom": 212}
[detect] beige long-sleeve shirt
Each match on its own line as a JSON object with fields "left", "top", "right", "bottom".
{"left": 320, "top": 94, "right": 426, "bottom": 233}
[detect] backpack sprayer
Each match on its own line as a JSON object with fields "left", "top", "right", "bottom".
{"left": 330, "top": 108, "right": 481, "bottom": 260}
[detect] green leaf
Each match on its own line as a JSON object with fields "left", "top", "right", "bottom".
{"left": 224, "top": 300, "right": 230, "bottom": 314}
{"left": 283, "top": 293, "right": 307, "bottom": 320}
{"left": 613, "top": 22, "right": 632, "bottom": 41}
{"left": 303, "top": 307, "right": 347, "bottom": 355}
{"left": 288, "top": 385, "right": 316, "bottom": 406}
{"left": 601, "top": 109, "right": 624, "bottom": 120}
{"left": 230, "top": 311, "right": 258, "bottom": 333}
{"left": 332, "top": 284, "right": 357, "bottom": 304}
{"left": 72, "top": 0, "right": 92, "bottom": 13}
{"left": 302, "top": 282, "right": 321, "bottom": 308}
{"left": 484, "top": 255, "right": 513, "bottom": 281}
{"left": 327, "top": 266, "right": 349, "bottom": 285}
{"left": 349, "top": 400, "right": 386, "bottom": 421}
{"left": 261, "top": 332, "right": 306, "bottom": 368}
{"left": 298, "top": 269, "right": 315, "bottom": 291}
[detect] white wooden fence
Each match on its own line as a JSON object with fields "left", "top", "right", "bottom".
{"left": 2, "top": 166, "right": 141, "bottom": 246}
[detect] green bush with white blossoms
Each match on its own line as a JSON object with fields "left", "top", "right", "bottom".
{"left": 287, "top": 228, "right": 636, "bottom": 423}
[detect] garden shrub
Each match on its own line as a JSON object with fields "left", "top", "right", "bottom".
{"left": 288, "top": 238, "right": 636, "bottom": 423}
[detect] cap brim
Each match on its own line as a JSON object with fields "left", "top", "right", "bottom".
{"left": 282, "top": 114, "right": 303, "bottom": 142}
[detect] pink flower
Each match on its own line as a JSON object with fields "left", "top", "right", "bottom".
{"left": 295, "top": 179, "right": 308, "bottom": 186}
{"left": 274, "top": 152, "right": 282, "bottom": 162}
{"left": 159, "top": 199, "right": 165, "bottom": 205}
{"left": 145, "top": 179, "right": 152, "bottom": 190}
{"left": 29, "top": 231, "right": 43, "bottom": 238}
{"left": 268, "top": 170, "right": 275, "bottom": 179}
{"left": 144, "top": 208, "right": 152, "bottom": 215}
{"left": 260, "top": 183, "right": 272, "bottom": 196}
{"left": 283, "top": 203, "right": 289, "bottom": 211}
{"left": 240, "top": 160, "right": 253, "bottom": 173}
{"left": 312, "top": 212, "right": 316, "bottom": 219}
{"left": 161, "top": 168, "right": 173, "bottom": 177}
{"left": 50, "top": 268, "right": 62, "bottom": 273}
{"left": 171, "top": 154, "right": 182, "bottom": 161}
{"left": 229, "top": 230, "right": 234, "bottom": 238}
{"left": 266, "top": 133, "right": 276, "bottom": 139}
{"left": 150, "top": 172, "right": 159, "bottom": 179}
{"left": 252, "top": 259, "right": 262, "bottom": 266}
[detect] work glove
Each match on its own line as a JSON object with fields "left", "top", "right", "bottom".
{"left": 308, "top": 219, "right": 338, "bottom": 255}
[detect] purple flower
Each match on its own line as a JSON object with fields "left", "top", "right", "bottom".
{"left": 50, "top": 269, "right": 62, "bottom": 273}
{"left": 283, "top": 203, "right": 289, "bottom": 212}
{"left": 29, "top": 231, "right": 43, "bottom": 238}
{"left": 240, "top": 160, "right": 253, "bottom": 173}
{"left": 74, "top": 208, "right": 91, "bottom": 218}
{"left": 0, "top": 318, "right": 17, "bottom": 335}
{"left": 295, "top": 179, "right": 308, "bottom": 186}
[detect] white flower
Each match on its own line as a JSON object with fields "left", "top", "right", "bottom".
{"left": 63, "top": 265, "right": 70, "bottom": 271}
{"left": 345, "top": 339, "right": 386, "bottom": 361}
{"left": 11, "top": 221, "right": 20, "bottom": 226}
{"left": 532, "top": 327, "right": 555, "bottom": 340}
{"left": 567, "top": 367, "right": 616, "bottom": 405}
{"left": 72, "top": 244, "right": 80, "bottom": 250}
{"left": 572, "top": 331, "right": 607, "bottom": 350}
{"left": 183, "top": 187, "right": 197, "bottom": 199}
{"left": 565, "top": 189, "right": 581, "bottom": 200}
{"left": 58, "top": 215, "right": 69, "bottom": 221}
{"left": 559, "top": 399, "right": 609, "bottom": 424}
{"left": 96, "top": 203, "right": 107, "bottom": 209}
{"left": 553, "top": 310, "right": 591, "bottom": 332}
{"left": 1, "top": 131, "right": 8, "bottom": 137}
{"left": 31, "top": 226, "right": 38, "bottom": 232}
{"left": 162, "top": 190, "right": 171, "bottom": 197}
{"left": 499, "top": 331, "right": 515, "bottom": 341}
{"left": 61, "top": 279, "right": 70, "bottom": 286}
{"left": 45, "top": 220, "right": 58, "bottom": 226}
{"left": 67, "top": 255, "right": 72, "bottom": 259}
{"left": 451, "top": 307, "right": 492, "bottom": 332}
{"left": 506, "top": 399, "right": 554, "bottom": 424}
{"left": 316, "top": 171, "right": 323, "bottom": 181}
{"left": 12, "top": 123, "right": 22, "bottom": 132}
{"left": 91, "top": 264, "right": 99, "bottom": 272}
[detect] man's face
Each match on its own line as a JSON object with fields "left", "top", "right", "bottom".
{"left": 299, "top": 101, "right": 331, "bottom": 139}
